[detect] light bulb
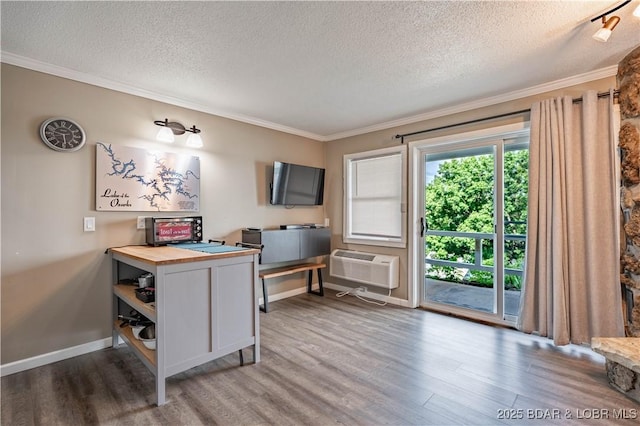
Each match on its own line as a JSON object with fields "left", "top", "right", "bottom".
{"left": 156, "top": 127, "right": 174, "bottom": 143}
{"left": 593, "top": 27, "right": 613, "bottom": 42}
{"left": 186, "top": 133, "right": 203, "bottom": 148}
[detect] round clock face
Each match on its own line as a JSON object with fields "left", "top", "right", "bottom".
{"left": 39, "top": 118, "right": 86, "bottom": 152}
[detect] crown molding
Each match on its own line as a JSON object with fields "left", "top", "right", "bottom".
{"left": 1, "top": 51, "right": 324, "bottom": 141}
{"left": 2, "top": 51, "right": 617, "bottom": 143}
{"left": 324, "top": 65, "right": 619, "bottom": 141}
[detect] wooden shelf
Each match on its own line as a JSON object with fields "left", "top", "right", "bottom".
{"left": 113, "top": 284, "right": 156, "bottom": 322}
{"left": 113, "top": 320, "right": 156, "bottom": 369}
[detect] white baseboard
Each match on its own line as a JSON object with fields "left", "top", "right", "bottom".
{"left": 2, "top": 283, "right": 409, "bottom": 376}
{"left": 1, "top": 287, "right": 311, "bottom": 377}
{"left": 323, "top": 281, "right": 412, "bottom": 307}
{"left": 262, "top": 281, "right": 410, "bottom": 308}
{"left": 260, "top": 284, "right": 315, "bottom": 306}
{"left": 0, "top": 337, "right": 113, "bottom": 377}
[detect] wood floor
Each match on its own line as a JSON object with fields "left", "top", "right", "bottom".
{"left": 2, "top": 289, "right": 639, "bottom": 425}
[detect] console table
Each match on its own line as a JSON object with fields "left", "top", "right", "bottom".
{"left": 110, "top": 244, "right": 260, "bottom": 405}
{"left": 242, "top": 227, "right": 330, "bottom": 312}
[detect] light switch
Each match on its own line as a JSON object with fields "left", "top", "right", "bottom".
{"left": 84, "top": 217, "right": 95, "bottom": 232}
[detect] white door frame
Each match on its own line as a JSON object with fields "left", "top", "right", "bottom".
{"left": 407, "top": 123, "right": 529, "bottom": 323}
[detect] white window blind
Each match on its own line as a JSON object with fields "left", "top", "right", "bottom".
{"left": 344, "top": 146, "right": 406, "bottom": 247}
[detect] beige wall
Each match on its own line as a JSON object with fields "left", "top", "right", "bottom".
{"left": 0, "top": 62, "right": 620, "bottom": 365}
{"left": 325, "top": 76, "right": 618, "bottom": 301}
{"left": 1, "top": 64, "right": 326, "bottom": 364}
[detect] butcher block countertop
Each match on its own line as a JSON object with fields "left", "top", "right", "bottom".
{"left": 110, "top": 244, "right": 260, "bottom": 266}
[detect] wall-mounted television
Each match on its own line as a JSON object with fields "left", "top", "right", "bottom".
{"left": 270, "top": 161, "right": 325, "bottom": 206}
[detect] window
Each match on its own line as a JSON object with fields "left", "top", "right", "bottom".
{"left": 343, "top": 145, "right": 407, "bottom": 247}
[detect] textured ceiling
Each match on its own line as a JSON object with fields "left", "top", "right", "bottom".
{"left": 2, "top": 1, "right": 640, "bottom": 140}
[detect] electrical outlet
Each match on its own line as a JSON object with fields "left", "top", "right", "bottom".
{"left": 137, "top": 216, "right": 146, "bottom": 230}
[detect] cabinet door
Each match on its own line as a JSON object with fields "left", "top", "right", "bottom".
{"left": 260, "top": 230, "right": 300, "bottom": 263}
{"left": 163, "top": 268, "right": 212, "bottom": 368}
{"left": 211, "top": 258, "right": 255, "bottom": 353}
{"left": 300, "top": 228, "right": 331, "bottom": 258}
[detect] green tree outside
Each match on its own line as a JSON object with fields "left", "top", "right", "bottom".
{"left": 425, "top": 149, "right": 528, "bottom": 290}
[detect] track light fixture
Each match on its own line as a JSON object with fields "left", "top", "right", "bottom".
{"left": 593, "top": 15, "right": 621, "bottom": 42}
{"left": 153, "top": 118, "right": 203, "bottom": 148}
{"left": 590, "top": 0, "right": 636, "bottom": 42}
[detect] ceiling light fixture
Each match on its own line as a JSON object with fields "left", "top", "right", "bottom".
{"left": 593, "top": 15, "right": 621, "bottom": 42}
{"left": 154, "top": 118, "right": 202, "bottom": 147}
{"left": 590, "top": 0, "right": 632, "bottom": 42}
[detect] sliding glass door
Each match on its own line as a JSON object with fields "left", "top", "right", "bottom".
{"left": 414, "top": 129, "right": 528, "bottom": 325}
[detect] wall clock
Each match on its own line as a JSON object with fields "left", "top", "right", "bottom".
{"left": 39, "top": 117, "right": 86, "bottom": 152}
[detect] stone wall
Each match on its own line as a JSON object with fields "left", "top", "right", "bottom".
{"left": 619, "top": 45, "right": 640, "bottom": 337}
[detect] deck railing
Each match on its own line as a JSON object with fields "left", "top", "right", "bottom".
{"left": 425, "top": 229, "right": 525, "bottom": 280}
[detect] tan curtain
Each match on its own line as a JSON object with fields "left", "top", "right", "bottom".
{"left": 517, "top": 90, "right": 624, "bottom": 345}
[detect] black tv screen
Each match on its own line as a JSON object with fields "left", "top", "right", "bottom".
{"left": 270, "top": 161, "right": 325, "bottom": 206}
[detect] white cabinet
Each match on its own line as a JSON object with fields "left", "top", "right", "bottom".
{"left": 111, "top": 245, "right": 260, "bottom": 405}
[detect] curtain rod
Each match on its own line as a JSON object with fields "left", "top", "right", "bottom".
{"left": 590, "top": 0, "right": 631, "bottom": 22}
{"left": 395, "top": 89, "right": 620, "bottom": 144}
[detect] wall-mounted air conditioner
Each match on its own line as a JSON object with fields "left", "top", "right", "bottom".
{"left": 329, "top": 249, "right": 399, "bottom": 289}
